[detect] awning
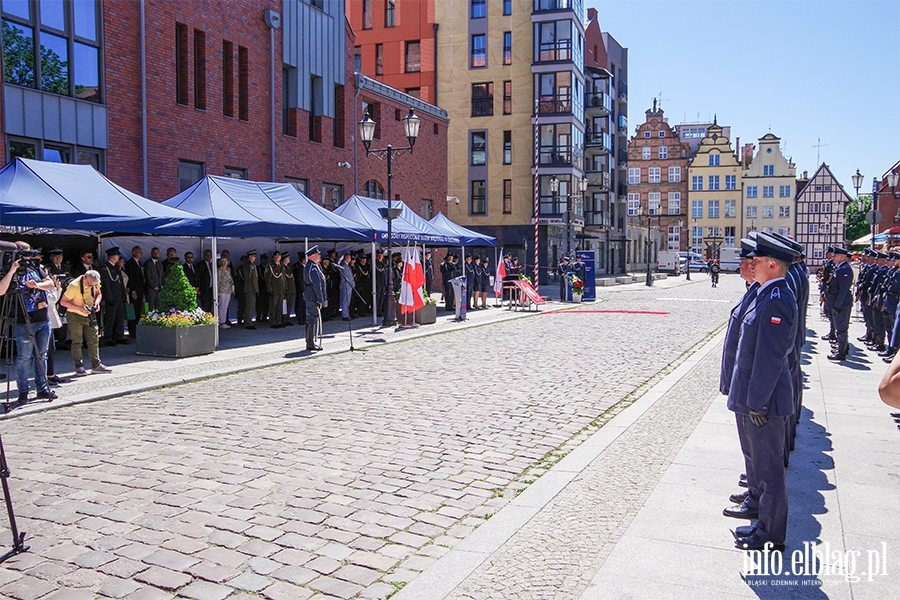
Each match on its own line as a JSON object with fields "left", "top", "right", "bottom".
{"left": 428, "top": 212, "right": 496, "bottom": 247}
{"left": 332, "top": 195, "right": 461, "bottom": 245}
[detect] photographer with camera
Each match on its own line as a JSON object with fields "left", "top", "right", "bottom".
{"left": 60, "top": 270, "right": 111, "bottom": 376}
{"left": 4, "top": 249, "right": 58, "bottom": 402}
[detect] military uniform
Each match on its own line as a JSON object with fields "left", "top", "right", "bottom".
{"left": 303, "top": 247, "right": 327, "bottom": 351}
{"left": 98, "top": 248, "right": 128, "bottom": 345}
{"left": 283, "top": 257, "right": 296, "bottom": 326}
{"left": 265, "top": 254, "right": 286, "bottom": 327}
{"left": 241, "top": 253, "right": 259, "bottom": 328}
{"left": 256, "top": 256, "right": 270, "bottom": 323}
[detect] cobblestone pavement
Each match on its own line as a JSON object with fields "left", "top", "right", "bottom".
{"left": 0, "top": 276, "right": 742, "bottom": 599}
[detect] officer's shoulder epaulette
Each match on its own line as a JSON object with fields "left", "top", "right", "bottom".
{"left": 771, "top": 287, "right": 781, "bottom": 299}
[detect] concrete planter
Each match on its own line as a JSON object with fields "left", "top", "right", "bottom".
{"left": 416, "top": 303, "right": 438, "bottom": 325}
{"left": 572, "top": 293, "right": 583, "bottom": 303}
{"left": 135, "top": 323, "right": 216, "bottom": 358}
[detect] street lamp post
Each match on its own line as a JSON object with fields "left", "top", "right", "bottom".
{"left": 358, "top": 107, "right": 421, "bottom": 327}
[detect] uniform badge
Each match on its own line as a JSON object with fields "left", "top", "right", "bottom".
{"left": 771, "top": 287, "right": 780, "bottom": 298}
{"left": 771, "top": 316, "right": 782, "bottom": 325}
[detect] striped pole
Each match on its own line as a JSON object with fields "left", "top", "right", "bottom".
{"left": 533, "top": 98, "right": 540, "bottom": 290}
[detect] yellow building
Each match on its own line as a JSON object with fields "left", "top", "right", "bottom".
{"left": 687, "top": 120, "right": 742, "bottom": 258}
{"left": 741, "top": 133, "right": 796, "bottom": 238}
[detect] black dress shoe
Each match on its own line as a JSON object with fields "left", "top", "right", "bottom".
{"left": 890, "top": 412, "right": 900, "bottom": 418}
{"left": 870, "top": 345, "right": 886, "bottom": 353}
{"left": 858, "top": 335, "right": 871, "bottom": 342}
{"left": 827, "top": 352, "right": 846, "bottom": 361}
{"left": 729, "top": 491, "right": 749, "bottom": 504}
{"left": 732, "top": 525, "right": 757, "bottom": 538}
{"left": 734, "top": 535, "right": 784, "bottom": 551}
{"left": 306, "top": 345, "right": 323, "bottom": 352}
{"left": 723, "top": 504, "right": 758, "bottom": 519}
{"left": 737, "top": 476, "right": 748, "bottom": 488}
{"left": 879, "top": 348, "right": 895, "bottom": 357}
{"left": 821, "top": 334, "right": 836, "bottom": 341}
{"left": 16, "top": 392, "right": 27, "bottom": 403}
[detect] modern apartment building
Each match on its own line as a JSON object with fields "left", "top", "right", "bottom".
{"left": 1, "top": 0, "right": 448, "bottom": 216}
{"left": 795, "top": 163, "right": 852, "bottom": 267}
{"left": 678, "top": 121, "right": 731, "bottom": 159}
{"left": 686, "top": 120, "right": 741, "bottom": 258}
{"left": 626, "top": 100, "right": 689, "bottom": 262}
{"left": 741, "top": 133, "right": 796, "bottom": 238}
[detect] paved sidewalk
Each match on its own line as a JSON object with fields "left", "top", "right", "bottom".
{"left": 398, "top": 288, "right": 900, "bottom": 599}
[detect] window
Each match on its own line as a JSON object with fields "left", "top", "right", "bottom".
{"left": 322, "top": 183, "right": 343, "bottom": 210}
{"left": 821, "top": 203, "right": 831, "bottom": 213}
{"left": 815, "top": 186, "right": 822, "bottom": 191}
{"left": 628, "top": 167, "right": 640, "bottom": 184}
{"left": 668, "top": 225, "right": 681, "bottom": 252}
{"left": 503, "top": 80, "right": 512, "bottom": 114}
{"left": 724, "top": 226, "right": 736, "bottom": 248}
{"left": 537, "top": 71, "right": 572, "bottom": 113}
{"left": 420, "top": 199, "right": 433, "bottom": 220}
{"left": 778, "top": 227, "right": 789, "bottom": 236}
{"left": 658, "top": 146, "right": 668, "bottom": 160}
{"left": 503, "top": 130, "right": 512, "bottom": 164}
{"left": 8, "top": 136, "right": 104, "bottom": 171}
{"left": 224, "top": 166, "right": 247, "bottom": 180}
{"left": 375, "top": 43, "right": 383, "bottom": 75}
{"left": 363, "top": 179, "right": 384, "bottom": 199}
{"left": 668, "top": 166, "right": 681, "bottom": 182}
{"left": 763, "top": 185, "right": 774, "bottom": 198}
{"left": 472, "top": 0, "right": 486, "bottom": 18}
{"left": 223, "top": 41, "right": 234, "bottom": 116}
{"left": 708, "top": 200, "right": 719, "bottom": 218}
{"left": 354, "top": 47, "right": 362, "bottom": 72}
{"left": 536, "top": 20, "right": 572, "bottom": 62}
{"left": 809, "top": 203, "right": 819, "bottom": 213}
{"left": 471, "top": 131, "right": 486, "bottom": 165}
{"left": 363, "top": 0, "right": 373, "bottom": 29}
{"left": 281, "top": 66, "right": 297, "bottom": 135}
{"left": 746, "top": 186, "right": 758, "bottom": 198}
{"left": 659, "top": 131, "right": 666, "bottom": 138}
{"left": 667, "top": 192, "right": 681, "bottom": 215}
{"left": 644, "top": 131, "right": 651, "bottom": 138}
{"left": 471, "top": 180, "right": 486, "bottom": 214}
{"left": 682, "top": 127, "right": 707, "bottom": 139}
{"left": 641, "top": 147, "right": 650, "bottom": 160}
{"left": 238, "top": 46, "right": 248, "bottom": 121}
{"left": 194, "top": 30, "right": 206, "bottom": 110}
{"left": 725, "top": 175, "right": 736, "bottom": 190}
{"left": 176, "top": 23, "right": 189, "bottom": 105}
{"left": 503, "top": 32, "right": 512, "bottom": 65}
{"left": 779, "top": 185, "right": 791, "bottom": 197}
{"left": 404, "top": 41, "right": 421, "bottom": 73}
{"left": 334, "top": 84, "right": 345, "bottom": 148}
{"left": 813, "top": 246, "right": 824, "bottom": 259}
{"left": 284, "top": 177, "right": 309, "bottom": 196}
{"left": 708, "top": 226, "right": 722, "bottom": 238}
{"left": 385, "top": 0, "right": 395, "bottom": 27}
{"left": 692, "top": 226, "right": 703, "bottom": 251}
{"left": 708, "top": 175, "right": 720, "bottom": 190}
{"left": 406, "top": 87, "right": 420, "bottom": 99}
{"left": 648, "top": 192, "right": 661, "bottom": 215}
{"left": 824, "top": 185, "right": 831, "bottom": 192}
{"left": 762, "top": 206, "right": 774, "bottom": 218}
{"left": 471, "top": 34, "right": 486, "bottom": 68}
{"left": 503, "top": 0, "right": 512, "bottom": 15}
{"left": 627, "top": 193, "right": 640, "bottom": 216}
{"left": 821, "top": 223, "right": 831, "bottom": 234}
{"left": 708, "top": 153, "right": 720, "bottom": 166}
{"left": 692, "top": 200, "right": 703, "bottom": 218}
{"left": 808, "top": 223, "right": 818, "bottom": 234}
{"left": 178, "top": 160, "right": 205, "bottom": 192}
{"left": 471, "top": 83, "right": 493, "bottom": 116}
{"left": 503, "top": 179, "right": 512, "bottom": 213}
{"left": 779, "top": 206, "right": 790, "bottom": 218}
{"left": 725, "top": 199, "right": 736, "bottom": 218}
{"left": 746, "top": 205, "right": 757, "bottom": 219}
{"left": 691, "top": 175, "right": 703, "bottom": 191}
{"left": 648, "top": 167, "right": 660, "bottom": 183}
{"left": 763, "top": 165, "right": 774, "bottom": 176}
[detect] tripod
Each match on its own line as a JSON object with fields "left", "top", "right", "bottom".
{"left": 0, "top": 431, "right": 28, "bottom": 563}
{"left": 1, "top": 277, "right": 55, "bottom": 414}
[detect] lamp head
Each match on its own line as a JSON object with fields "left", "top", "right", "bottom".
{"left": 358, "top": 110, "right": 376, "bottom": 150}
{"left": 888, "top": 171, "right": 899, "bottom": 189}
{"left": 402, "top": 108, "right": 421, "bottom": 151}
{"left": 852, "top": 169, "right": 863, "bottom": 192}
{"left": 549, "top": 176, "right": 560, "bottom": 193}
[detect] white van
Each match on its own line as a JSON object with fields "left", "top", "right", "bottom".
{"left": 657, "top": 251, "right": 681, "bottom": 274}
{"left": 719, "top": 247, "right": 741, "bottom": 273}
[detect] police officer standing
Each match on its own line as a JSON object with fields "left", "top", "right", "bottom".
{"left": 558, "top": 256, "right": 571, "bottom": 301}
{"left": 424, "top": 250, "right": 433, "bottom": 294}
{"left": 303, "top": 246, "right": 326, "bottom": 351}
{"left": 294, "top": 251, "right": 307, "bottom": 325}
{"left": 827, "top": 247, "right": 854, "bottom": 361}
{"left": 338, "top": 252, "right": 356, "bottom": 320}
{"left": 440, "top": 253, "right": 454, "bottom": 312}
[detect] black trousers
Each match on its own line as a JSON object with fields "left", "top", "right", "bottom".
{"left": 102, "top": 300, "right": 126, "bottom": 342}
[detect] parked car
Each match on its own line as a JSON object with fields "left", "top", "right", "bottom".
{"left": 657, "top": 251, "right": 681, "bottom": 274}
{"left": 679, "top": 252, "right": 708, "bottom": 273}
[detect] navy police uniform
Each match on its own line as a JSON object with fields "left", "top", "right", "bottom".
{"left": 826, "top": 248, "right": 854, "bottom": 360}
{"left": 303, "top": 246, "right": 327, "bottom": 351}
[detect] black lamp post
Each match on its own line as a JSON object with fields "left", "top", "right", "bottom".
{"left": 359, "top": 107, "right": 421, "bottom": 326}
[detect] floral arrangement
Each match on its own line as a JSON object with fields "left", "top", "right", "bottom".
{"left": 423, "top": 290, "right": 437, "bottom": 305}
{"left": 569, "top": 273, "right": 585, "bottom": 296}
{"left": 140, "top": 307, "right": 217, "bottom": 328}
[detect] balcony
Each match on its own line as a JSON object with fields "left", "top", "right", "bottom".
{"left": 537, "top": 93, "right": 572, "bottom": 115}
{"left": 617, "top": 149, "right": 628, "bottom": 164}
{"left": 533, "top": 0, "right": 574, "bottom": 12}
{"left": 617, "top": 114, "right": 627, "bottom": 129}
{"left": 584, "top": 211, "right": 611, "bottom": 228}
{"left": 584, "top": 131, "right": 611, "bottom": 154}
{"left": 585, "top": 91, "right": 611, "bottom": 114}
{"left": 539, "top": 146, "right": 574, "bottom": 166}
{"left": 537, "top": 40, "right": 573, "bottom": 63}
{"left": 585, "top": 171, "right": 611, "bottom": 191}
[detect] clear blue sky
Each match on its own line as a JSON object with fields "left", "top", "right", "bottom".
{"left": 592, "top": 0, "right": 900, "bottom": 196}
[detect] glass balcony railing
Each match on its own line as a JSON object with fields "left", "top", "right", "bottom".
{"left": 537, "top": 93, "right": 572, "bottom": 114}
{"left": 618, "top": 114, "right": 627, "bottom": 129}
{"left": 585, "top": 132, "right": 611, "bottom": 153}
{"left": 585, "top": 91, "right": 611, "bottom": 112}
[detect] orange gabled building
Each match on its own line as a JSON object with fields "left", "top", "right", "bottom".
{"left": 347, "top": 0, "right": 437, "bottom": 104}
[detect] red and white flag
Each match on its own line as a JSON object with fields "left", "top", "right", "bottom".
{"left": 494, "top": 254, "right": 506, "bottom": 297}
{"left": 399, "top": 245, "right": 426, "bottom": 314}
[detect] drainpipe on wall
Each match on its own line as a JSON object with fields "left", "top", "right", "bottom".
{"left": 432, "top": 24, "right": 439, "bottom": 106}
{"left": 264, "top": 10, "right": 281, "bottom": 182}
{"left": 354, "top": 72, "right": 362, "bottom": 195}
{"left": 140, "top": 0, "right": 148, "bottom": 197}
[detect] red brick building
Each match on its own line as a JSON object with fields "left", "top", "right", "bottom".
{"left": 0, "top": 0, "right": 447, "bottom": 220}
{"left": 627, "top": 102, "right": 690, "bottom": 252}
{"left": 873, "top": 160, "right": 900, "bottom": 236}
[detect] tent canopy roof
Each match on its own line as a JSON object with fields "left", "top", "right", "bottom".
{"left": 0, "top": 158, "right": 213, "bottom": 235}
{"left": 163, "top": 176, "right": 368, "bottom": 241}
{"left": 332, "top": 195, "right": 461, "bottom": 245}
{"left": 428, "top": 212, "right": 496, "bottom": 247}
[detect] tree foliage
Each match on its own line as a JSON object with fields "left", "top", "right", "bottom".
{"left": 2, "top": 21, "right": 69, "bottom": 94}
{"left": 157, "top": 264, "right": 198, "bottom": 312}
{"left": 846, "top": 194, "right": 871, "bottom": 244}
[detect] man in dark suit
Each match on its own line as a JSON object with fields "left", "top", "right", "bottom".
{"left": 726, "top": 232, "right": 799, "bottom": 552}
{"left": 71, "top": 250, "right": 95, "bottom": 278}
{"left": 294, "top": 251, "right": 307, "bottom": 325}
{"left": 198, "top": 249, "right": 215, "bottom": 313}
{"left": 98, "top": 247, "right": 130, "bottom": 346}
{"left": 827, "top": 247, "right": 855, "bottom": 361}
{"left": 182, "top": 251, "right": 200, "bottom": 304}
{"left": 124, "top": 246, "right": 145, "bottom": 338}
{"left": 143, "top": 247, "right": 163, "bottom": 311}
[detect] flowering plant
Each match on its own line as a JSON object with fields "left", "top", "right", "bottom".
{"left": 423, "top": 290, "right": 438, "bottom": 305}
{"left": 140, "top": 307, "right": 217, "bottom": 328}
{"left": 569, "top": 273, "right": 585, "bottom": 295}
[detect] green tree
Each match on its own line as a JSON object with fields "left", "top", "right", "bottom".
{"left": 157, "top": 264, "right": 198, "bottom": 312}
{"left": 2, "top": 21, "right": 68, "bottom": 94}
{"left": 846, "top": 194, "right": 871, "bottom": 244}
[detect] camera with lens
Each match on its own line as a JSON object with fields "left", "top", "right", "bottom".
{"left": 15, "top": 250, "right": 42, "bottom": 277}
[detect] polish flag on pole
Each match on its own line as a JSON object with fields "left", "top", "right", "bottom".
{"left": 399, "top": 245, "right": 426, "bottom": 314}
{"left": 494, "top": 254, "right": 506, "bottom": 297}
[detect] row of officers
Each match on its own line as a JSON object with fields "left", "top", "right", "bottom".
{"left": 439, "top": 253, "right": 521, "bottom": 311}
{"left": 840, "top": 247, "right": 900, "bottom": 363}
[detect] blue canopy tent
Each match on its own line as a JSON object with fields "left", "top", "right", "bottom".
{"left": 162, "top": 176, "right": 368, "bottom": 241}
{"left": 428, "top": 212, "right": 496, "bottom": 247}
{"left": 0, "top": 157, "right": 213, "bottom": 235}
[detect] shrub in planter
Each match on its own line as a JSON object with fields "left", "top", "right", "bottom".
{"left": 137, "top": 264, "right": 216, "bottom": 357}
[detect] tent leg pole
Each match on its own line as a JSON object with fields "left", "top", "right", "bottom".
{"left": 372, "top": 241, "right": 377, "bottom": 327}
{"left": 212, "top": 237, "right": 219, "bottom": 348}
